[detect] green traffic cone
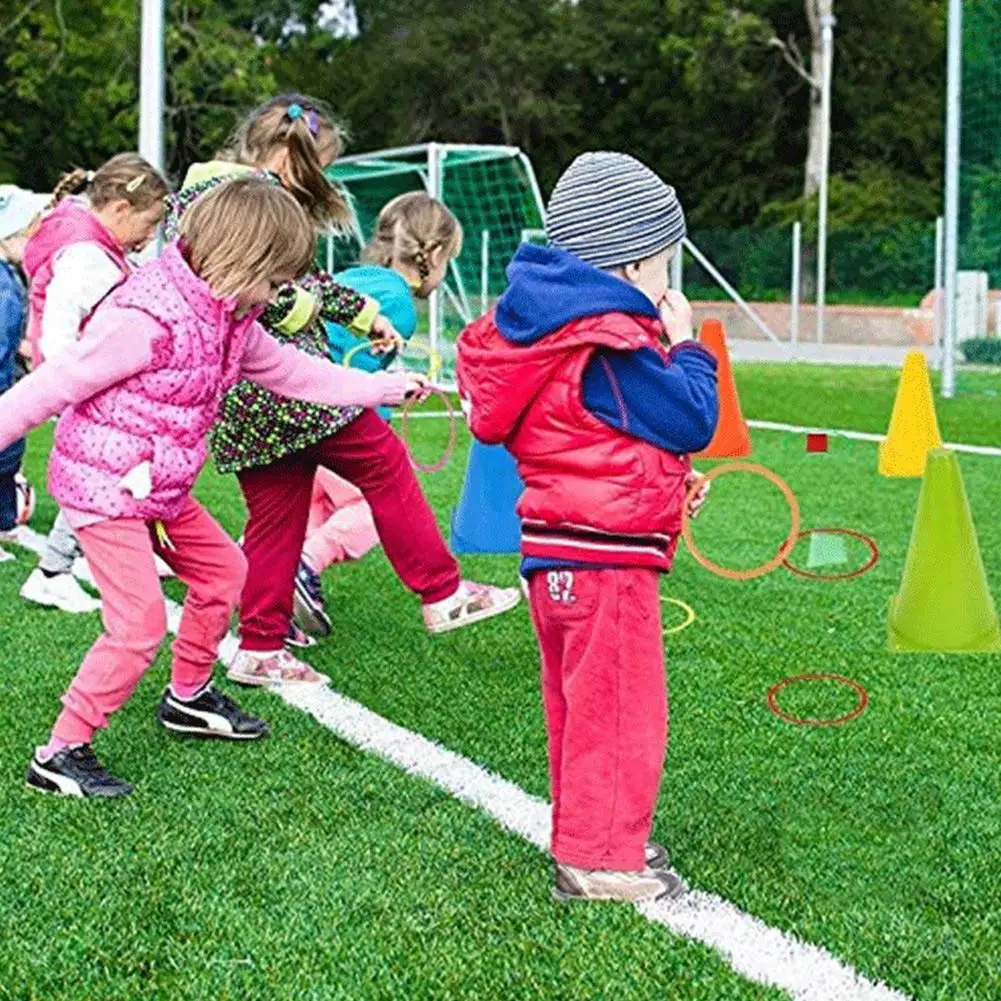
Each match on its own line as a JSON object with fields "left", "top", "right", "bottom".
{"left": 807, "top": 532, "right": 850, "bottom": 569}
{"left": 888, "top": 449, "right": 1001, "bottom": 653}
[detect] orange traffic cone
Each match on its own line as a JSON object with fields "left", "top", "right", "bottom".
{"left": 696, "top": 319, "right": 751, "bottom": 458}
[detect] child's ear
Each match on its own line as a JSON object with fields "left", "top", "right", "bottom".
{"left": 622, "top": 261, "right": 643, "bottom": 284}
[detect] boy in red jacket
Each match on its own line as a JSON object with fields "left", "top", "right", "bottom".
{"left": 457, "top": 152, "right": 719, "bottom": 903}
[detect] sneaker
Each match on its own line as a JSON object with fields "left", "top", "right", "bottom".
{"left": 519, "top": 574, "right": 531, "bottom": 602}
{"left": 646, "top": 841, "right": 669, "bottom": 869}
{"left": 423, "top": 581, "right": 521, "bottom": 635}
{"left": 293, "top": 559, "right": 332, "bottom": 637}
{"left": 226, "top": 649, "right": 330, "bottom": 687}
{"left": 155, "top": 555, "right": 175, "bottom": 579}
{"left": 156, "top": 685, "right": 269, "bottom": 740}
{"left": 553, "top": 863, "right": 687, "bottom": 903}
{"left": 285, "top": 621, "right": 317, "bottom": 650}
{"left": 25, "top": 745, "right": 133, "bottom": 798}
{"left": 20, "top": 568, "right": 101, "bottom": 614}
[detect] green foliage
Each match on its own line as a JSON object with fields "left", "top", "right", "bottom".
{"left": 0, "top": 0, "right": 279, "bottom": 188}
{"left": 1, "top": 0, "right": 947, "bottom": 239}
{"left": 961, "top": 337, "right": 1001, "bottom": 365}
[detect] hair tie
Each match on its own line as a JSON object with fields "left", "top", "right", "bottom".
{"left": 85, "top": 171, "right": 96, "bottom": 184}
{"left": 286, "top": 102, "right": 320, "bottom": 138}
{"left": 413, "top": 242, "right": 431, "bottom": 281}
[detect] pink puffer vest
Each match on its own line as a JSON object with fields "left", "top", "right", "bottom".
{"left": 47, "top": 244, "right": 261, "bottom": 522}
{"left": 22, "top": 198, "right": 130, "bottom": 367}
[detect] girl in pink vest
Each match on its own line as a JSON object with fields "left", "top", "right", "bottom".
{"left": 19, "top": 155, "right": 168, "bottom": 616}
{"left": 0, "top": 178, "right": 427, "bottom": 799}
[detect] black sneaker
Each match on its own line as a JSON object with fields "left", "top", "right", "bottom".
{"left": 25, "top": 745, "right": 133, "bottom": 798}
{"left": 156, "top": 686, "right": 269, "bottom": 740}
{"left": 293, "top": 559, "right": 332, "bottom": 637}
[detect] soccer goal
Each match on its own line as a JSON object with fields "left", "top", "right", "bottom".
{"left": 322, "top": 143, "right": 547, "bottom": 384}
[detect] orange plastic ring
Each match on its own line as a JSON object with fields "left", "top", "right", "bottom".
{"left": 681, "top": 462, "right": 800, "bottom": 581}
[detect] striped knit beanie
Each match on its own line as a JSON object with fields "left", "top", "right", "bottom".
{"left": 545, "top": 152, "right": 686, "bottom": 270}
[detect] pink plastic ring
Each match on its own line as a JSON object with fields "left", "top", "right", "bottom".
{"left": 400, "top": 389, "right": 457, "bottom": 473}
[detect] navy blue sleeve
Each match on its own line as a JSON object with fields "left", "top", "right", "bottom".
{"left": 581, "top": 342, "right": 719, "bottom": 454}
{"left": 0, "top": 263, "right": 27, "bottom": 396}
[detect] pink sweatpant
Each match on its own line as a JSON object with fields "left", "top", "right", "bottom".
{"left": 52, "top": 497, "right": 247, "bottom": 745}
{"left": 529, "top": 567, "right": 668, "bottom": 872}
{"left": 302, "top": 468, "right": 380, "bottom": 573}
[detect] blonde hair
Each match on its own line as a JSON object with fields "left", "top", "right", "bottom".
{"left": 179, "top": 178, "right": 316, "bottom": 299}
{"left": 52, "top": 153, "right": 168, "bottom": 213}
{"left": 223, "top": 94, "right": 353, "bottom": 233}
{"left": 364, "top": 193, "right": 462, "bottom": 283}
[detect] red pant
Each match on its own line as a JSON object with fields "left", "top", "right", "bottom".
{"left": 237, "top": 410, "right": 460, "bottom": 651}
{"left": 529, "top": 568, "right": 667, "bottom": 871}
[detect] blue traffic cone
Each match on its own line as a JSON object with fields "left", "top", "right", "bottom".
{"left": 450, "top": 440, "right": 524, "bottom": 554}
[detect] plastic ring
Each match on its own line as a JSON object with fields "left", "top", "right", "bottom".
{"left": 782, "top": 528, "right": 880, "bottom": 581}
{"left": 681, "top": 463, "right": 800, "bottom": 581}
{"left": 400, "top": 389, "right": 457, "bottom": 473}
{"left": 767, "top": 674, "right": 869, "bottom": 728}
{"left": 342, "top": 339, "right": 443, "bottom": 382}
{"left": 661, "top": 597, "right": 696, "bottom": 636}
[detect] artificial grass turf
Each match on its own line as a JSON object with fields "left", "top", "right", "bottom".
{"left": 2, "top": 364, "right": 1000, "bottom": 1001}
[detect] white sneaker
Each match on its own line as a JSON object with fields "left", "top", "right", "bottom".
{"left": 422, "top": 580, "right": 521, "bottom": 635}
{"left": 519, "top": 574, "right": 531, "bottom": 601}
{"left": 553, "top": 864, "right": 687, "bottom": 903}
{"left": 226, "top": 648, "right": 330, "bottom": 687}
{"left": 20, "top": 568, "right": 101, "bottom": 614}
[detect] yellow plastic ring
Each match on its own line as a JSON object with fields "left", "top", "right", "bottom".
{"left": 342, "top": 338, "right": 443, "bottom": 382}
{"left": 662, "top": 596, "right": 696, "bottom": 636}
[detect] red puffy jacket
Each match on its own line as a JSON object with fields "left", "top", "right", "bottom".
{"left": 457, "top": 309, "right": 690, "bottom": 571}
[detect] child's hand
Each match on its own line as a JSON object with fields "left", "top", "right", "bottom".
{"left": 659, "top": 290, "right": 694, "bottom": 346}
{"left": 370, "top": 314, "right": 402, "bottom": 354}
{"left": 685, "top": 470, "right": 711, "bottom": 520}
{"left": 404, "top": 372, "right": 431, "bottom": 402}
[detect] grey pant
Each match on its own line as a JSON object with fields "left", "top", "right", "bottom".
{"left": 39, "top": 510, "right": 83, "bottom": 575}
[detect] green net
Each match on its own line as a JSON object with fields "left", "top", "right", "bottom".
{"left": 321, "top": 147, "right": 544, "bottom": 382}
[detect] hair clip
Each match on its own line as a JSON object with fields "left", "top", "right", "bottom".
{"left": 125, "top": 175, "right": 146, "bottom": 194}
{"left": 86, "top": 171, "right": 96, "bottom": 183}
{"left": 287, "top": 102, "right": 320, "bottom": 138}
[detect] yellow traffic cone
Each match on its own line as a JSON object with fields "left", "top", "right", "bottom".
{"left": 878, "top": 351, "right": 943, "bottom": 477}
{"left": 888, "top": 449, "right": 1001, "bottom": 653}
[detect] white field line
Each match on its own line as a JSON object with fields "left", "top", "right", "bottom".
{"left": 7, "top": 527, "right": 912, "bottom": 1001}
{"left": 398, "top": 411, "right": 1001, "bottom": 458}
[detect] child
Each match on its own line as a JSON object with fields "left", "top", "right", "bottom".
{"left": 165, "top": 94, "right": 518, "bottom": 683}
{"left": 0, "top": 178, "right": 426, "bottom": 798}
{"left": 19, "top": 155, "right": 168, "bottom": 615}
{"left": 457, "top": 152, "right": 720, "bottom": 903}
{"left": 0, "top": 186, "right": 50, "bottom": 551}
{"left": 292, "top": 192, "right": 462, "bottom": 638}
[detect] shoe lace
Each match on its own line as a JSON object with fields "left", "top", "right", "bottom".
{"left": 68, "top": 745, "right": 105, "bottom": 774}
{"left": 201, "top": 685, "right": 240, "bottom": 716}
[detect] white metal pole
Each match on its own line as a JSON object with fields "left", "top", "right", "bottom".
{"left": 138, "top": 0, "right": 165, "bottom": 171}
{"left": 943, "top": 0, "right": 962, "bottom": 399}
{"left": 816, "top": 13, "right": 836, "bottom": 344}
{"left": 791, "top": 222, "right": 802, "bottom": 347}
{"left": 480, "top": 230, "right": 490, "bottom": 315}
{"left": 933, "top": 216, "right": 945, "bottom": 371}
{"left": 138, "top": 0, "right": 165, "bottom": 257}
{"left": 427, "top": 143, "right": 443, "bottom": 361}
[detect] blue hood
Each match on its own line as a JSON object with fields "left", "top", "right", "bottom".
{"left": 495, "top": 244, "right": 659, "bottom": 345}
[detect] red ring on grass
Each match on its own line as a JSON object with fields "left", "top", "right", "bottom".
{"left": 400, "top": 388, "right": 457, "bottom": 473}
{"left": 767, "top": 674, "right": 869, "bottom": 727}
{"left": 782, "top": 527, "right": 880, "bottom": 581}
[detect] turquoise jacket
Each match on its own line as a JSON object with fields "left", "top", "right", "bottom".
{"left": 326, "top": 266, "right": 417, "bottom": 419}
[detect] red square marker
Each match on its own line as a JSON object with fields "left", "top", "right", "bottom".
{"left": 807, "top": 433, "right": 829, "bottom": 453}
